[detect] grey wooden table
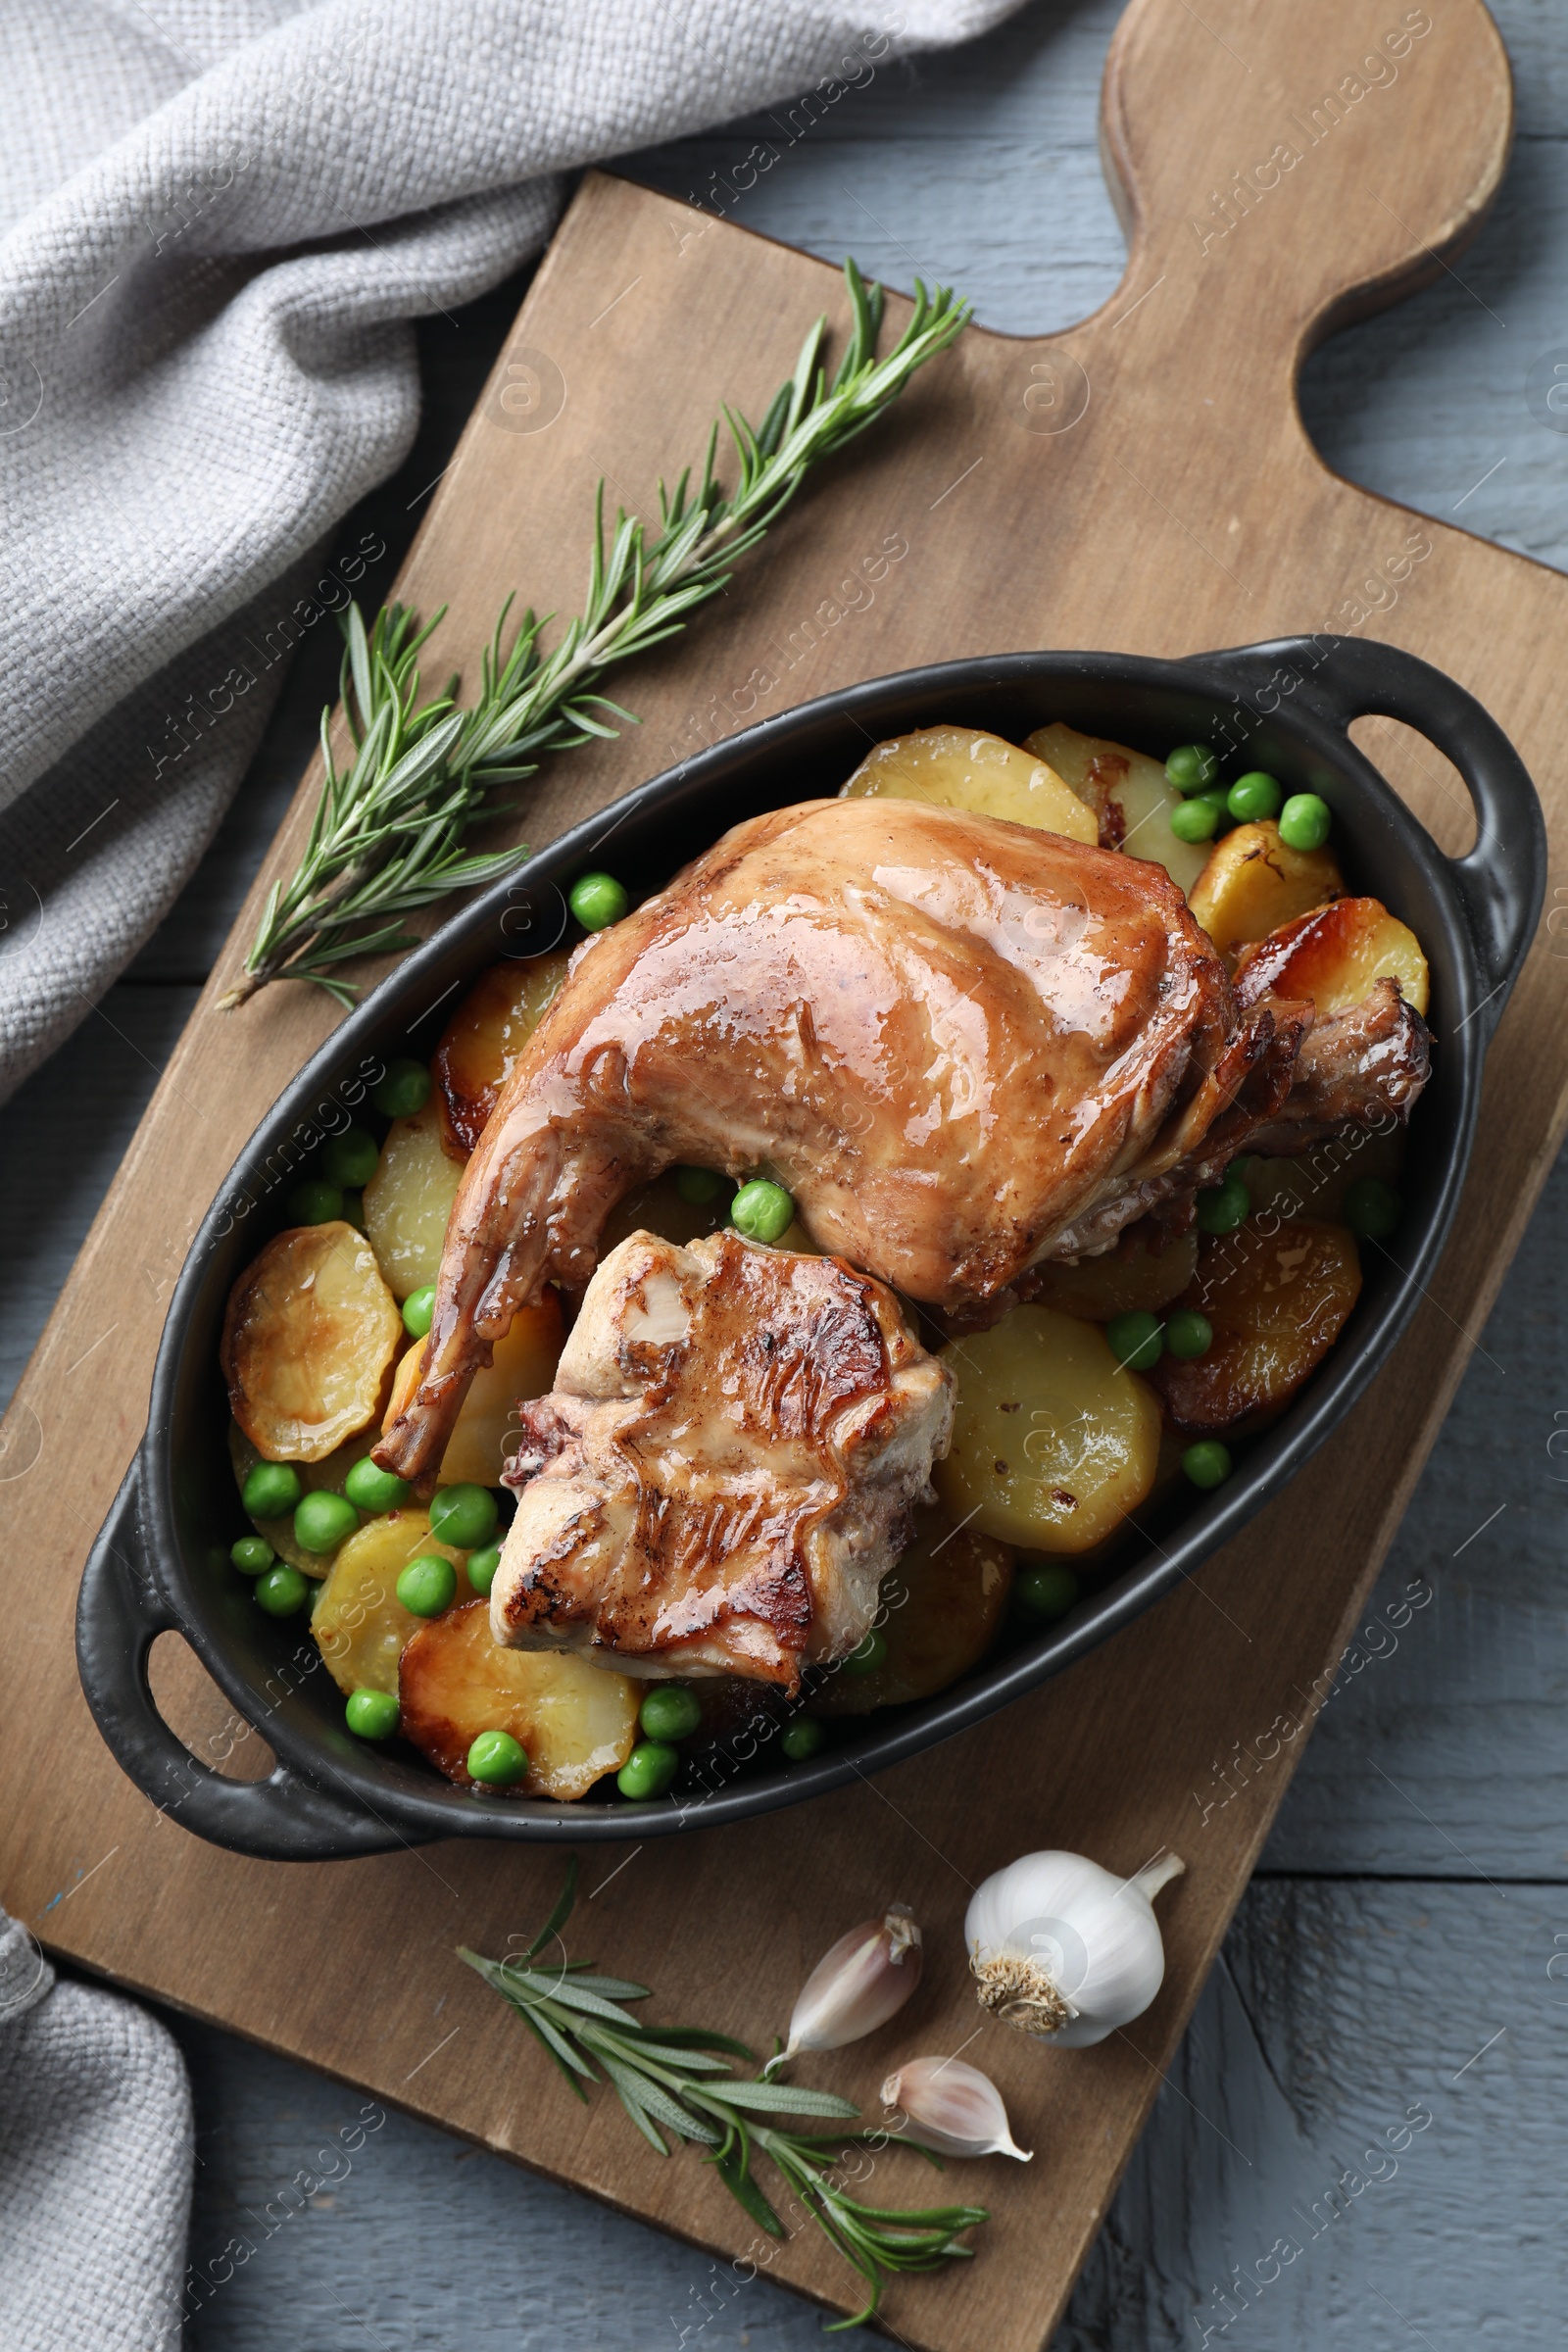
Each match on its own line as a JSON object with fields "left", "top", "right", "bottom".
{"left": 7, "top": 2, "right": 1568, "bottom": 2343}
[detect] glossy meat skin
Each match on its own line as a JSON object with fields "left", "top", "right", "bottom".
{"left": 491, "top": 1230, "right": 955, "bottom": 1690}
{"left": 1239, "top": 977, "right": 1430, "bottom": 1153}
{"left": 377, "top": 796, "right": 1293, "bottom": 1482}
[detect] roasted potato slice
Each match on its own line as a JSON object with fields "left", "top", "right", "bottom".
{"left": 312, "top": 1508, "right": 467, "bottom": 1696}
{"left": 841, "top": 724, "right": 1098, "bottom": 845}
{"left": 1024, "top": 721, "right": 1209, "bottom": 891}
{"left": 399, "top": 1601, "right": 639, "bottom": 1798}
{"left": 362, "top": 1101, "right": 465, "bottom": 1300}
{"left": 1027, "top": 1226, "right": 1199, "bottom": 1322}
{"left": 813, "top": 1508, "right": 1013, "bottom": 1715}
{"left": 1152, "top": 1219, "right": 1362, "bottom": 1434}
{"left": 935, "top": 1305, "right": 1161, "bottom": 1553}
{"left": 1187, "top": 819, "right": 1344, "bottom": 957}
{"left": 220, "top": 1221, "right": 402, "bottom": 1463}
{"left": 227, "top": 1421, "right": 364, "bottom": 1575}
{"left": 384, "top": 1293, "right": 565, "bottom": 1486}
{"left": 1234, "top": 896, "right": 1429, "bottom": 1019}
{"left": 434, "top": 951, "right": 572, "bottom": 1156}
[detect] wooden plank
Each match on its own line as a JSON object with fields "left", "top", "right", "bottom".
{"left": 5, "top": 4, "right": 1565, "bottom": 2343}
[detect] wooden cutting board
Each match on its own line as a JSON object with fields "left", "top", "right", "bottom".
{"left": 3, "top": 1, "right": 1554, "bottom": 2343}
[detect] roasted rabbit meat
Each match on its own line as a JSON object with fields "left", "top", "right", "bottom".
{"left": 1238, "top": 978, "right": 1428, "bottom": 1153}
{"left": 380, "top": 800, "right": 1285, "bottom": 1477}
{"left": 378, "top": 797, "right": 1424, "bottom": 1483}
{"left": 489, "top": 1229, "right": 955, "bottom": 1690}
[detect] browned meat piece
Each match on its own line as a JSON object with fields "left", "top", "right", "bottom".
{"left": 1029, "top": 995, "right": 1310, "bottom": 1261}
{"left": 490, "top": 1229, "right": 955, "bottom": 1691}
{"left": 378, "top": 797, "right": 1299, "bottom": 1480}
{"left": 1238, "top": 979, "right": 1430, "bottom": 1153}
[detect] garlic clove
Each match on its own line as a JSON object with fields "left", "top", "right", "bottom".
{"left": 781, "top": 1904, "right": 923, "bottom": 2060}
{"left": 881, "top": 2056, "right": 1031, "bottom": 2161}
{"left": 964, "top": 1849, "right": 1185, "bottom": 2049}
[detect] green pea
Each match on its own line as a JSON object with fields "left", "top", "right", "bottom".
{"left": 370, "top": 1058, "right": 431, "bottom": 1119}
{"left": 428, "top": 1484, "right": 499, "bottom": 1550}
{"left": 255, "top": 1564, "right": 310, "bottom": 1616}
{"left": 322, "top": 1127, "right": 379, "bottom": 1188}
{"left": 402, "top": 1285, "right": 437, "bottom": 1339}
{"left": 340, "top": 1189, "right": 366, "bottom": 1233}
{"left": 1344, "top": 1177, "right": 1403, "bottom": 1240}
{"left": 1183, "top": 1440, "right": 1233, "bottom": 1491}
{"left": 396, "top": 1554, "right": 458, "bottom": 1617}
{"left": 230, "top": 1536, "right": 275, "bottom": 1576}
{"left": 344, "top": 1456, "right": 412, "bottom": 1513}
{"left": 839, "top": 1629, "right": 887, "bottom": 1677}
{"left": 731, "top": 1179, "right": 795, "bottom": 1246}
{"left": 1165, "top": 744, "right": 1218, "bottom": 794}
{"left": 1165, "top": 1308, "right": 1213, "bottom": 1361}
{"left": 781, "top": 1716, "right": 826, "bottom": 1762}
{"left": 1278, "top": 792, "right": 1332, "bottom": 852}
{"left": 1196, "top": 1172, "right": 1250, "bottom": 1235}
{"left": 638, "top": 1685, "right": 703, "bottom": 1742}
{"left": 1169, "top": 796, "right": 1220, "bottom": 845}
{"left": 467, "top": 1730, "right": 528, "bottom": 1787}
{"left": 1226, "top": 770, "right": 1283, "bottom": 824}
{"left": 346, "top": 1687, "right": 399, "bottom": 1740}
{"left": 466, "top": 1543, "right": 502, "bottom": 1597}
{"left": 569, "top": 871, "right": 629, "bottom": 931}
{"left": 241, "top": 1460, "right": 302, "bottom": 1518}
{"left": 1105, "top": 1309, "right": 1163, "bottom": 1373}
{"left": 616, "top": 1740, "right": 680, "bottom": 1799}
{"left": 1015, "top": 1562, "right": 1079, "bottom": 1621}
{"left": 293, "top": 1490, "right": 360, "bottom": 1554}
{"left": 287, "top": 1178, "right": 343, "bottom": 1226}
{"left": 675, "top": 1166, "right": 725, "bottom": 1205}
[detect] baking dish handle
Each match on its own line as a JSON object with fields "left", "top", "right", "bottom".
{"left": 77, "top": 1462, "right": 410, "bottom": 1861}
{"left": 1202, "top": 634, "right": 1544, "bottom": 1035}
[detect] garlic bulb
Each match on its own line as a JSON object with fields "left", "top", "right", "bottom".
{"left": 881, "top": 2056, "right": 1031, "bottom": 2161}
{"left": 780, "top": 1904, "right": 922, "bottom": 2061}
{"left": 964, "top": 1848, "right": 1185, "bottom": 2048}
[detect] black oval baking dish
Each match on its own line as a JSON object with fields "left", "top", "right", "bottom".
{"left": 78, "top": 635, "right": 1543, "bottom": 1858}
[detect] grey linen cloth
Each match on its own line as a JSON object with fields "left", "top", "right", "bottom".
{"left": 0, "top": 0, "right": 1019, "bottom": 1100}
{"left": 0, "top": 1908, "right": 192, "bottom": 2350}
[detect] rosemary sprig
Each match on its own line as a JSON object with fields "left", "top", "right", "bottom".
{"left": 460, "top": 1859, "right": 987, "bottom": 2328}
{"left": 222, "top": 260, "right": 970, "bottom": 1010}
